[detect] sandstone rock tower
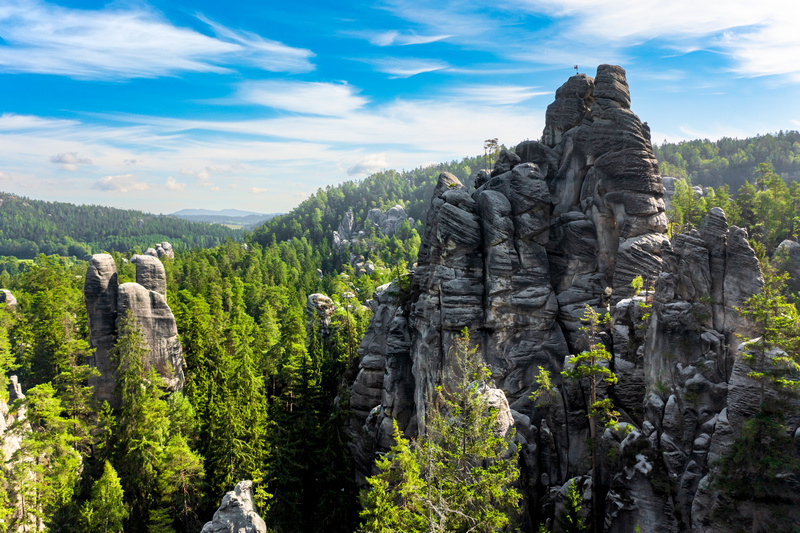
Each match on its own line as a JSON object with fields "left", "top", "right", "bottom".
{"left": 85, "top": 254, "right": 184, "bottom": 407}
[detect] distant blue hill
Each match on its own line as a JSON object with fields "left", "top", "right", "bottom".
{"left": 171, "top": 208, "right": 267, "bottom": 217}
{"left": 170, "top": 209, "right": 282, "bottom": 230}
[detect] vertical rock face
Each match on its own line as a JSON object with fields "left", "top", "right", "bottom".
{"left": 348, "top": 65, "right": 788, "bottom": 531}
{"left": 85, "top": 254, "right": 184, "bottom": 407}
{"left": 85, "top": 254, "right": 120, "bottom": 404}
{"left": 306, "top": 293, "right": 335, "bottom": 340}
{"left": 200, "top": 480, "right": 267, "bottom": 533}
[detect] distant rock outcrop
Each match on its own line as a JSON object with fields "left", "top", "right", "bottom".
{"left": 347, "top": 66, "right": 789, "bottom": 531}
{"left": 156, "top": 241, "right": 174, "bottom": 259}
{"left": 85, "top": 253, "right": 184, "bottom": 407}
{"left": 200, "top": 480, "right": 267, "bottom": 533}
{"left": 366, "top": 204, "right": 414, "bottom": 237}
{"left": 0, "top": 289, "right": 16, "bottom": 309}
{"left": 306, "top": 293, "right": 335, "bottom": 340}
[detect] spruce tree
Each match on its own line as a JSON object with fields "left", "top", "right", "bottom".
{"left": 359, "top": 329, "right": 521, "bottom": 533}
{"left": 80, "top": 461, "right": 128, "bottom": 533}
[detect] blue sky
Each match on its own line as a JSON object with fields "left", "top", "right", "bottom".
{"left": 0, "top": 0, "right": 798, "bottom": 214}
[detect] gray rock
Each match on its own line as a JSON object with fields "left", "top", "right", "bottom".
{"left": 131, "top": 254, "right": 167, "bottom": 297}
{"left": 306, "top": 293, "right": 335, "bottom": 339}
{"left": 85, "top": 253, "right": 184, "bottom": 407}
{"left": 200, "top": 480, "right": 267, "bottom": 533}
{"left": 85, "top": 254, "right": 120, "bottom": 405}
{"left": 775, "top": 239, "right": 800, "bottom": 293}
{"left": 0, "top": 289, "right": 16, "bottom": 308}
{"left": 345, "top": 66, "right": 774, "bottom": 530}
{"left": 118, "top": 282, "right": 184, "bottom": 391}
{"left": 155, "top": 241, "right": 174, "bottom": 259}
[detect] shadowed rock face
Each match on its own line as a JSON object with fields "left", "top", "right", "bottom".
{"left": 347, "top": 66, "right": 786, "bottom": 531}
{"left": 85, "top": 254, "right": 184, "bottom": 407}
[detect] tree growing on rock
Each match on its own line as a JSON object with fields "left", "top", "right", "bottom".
{"left": 358, "top": 329, "right": 521, "bottom": 533}
{"left": 561, "top": 306, "right": 618, "bottom": 533}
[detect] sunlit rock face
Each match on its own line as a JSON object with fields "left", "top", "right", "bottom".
{"left": 348, "top": 65, "right": 792, "bottom": 531}
{"left": 85, "top": 253, "right": 184, "bottom": 408}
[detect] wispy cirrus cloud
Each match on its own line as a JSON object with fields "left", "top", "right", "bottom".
{"left": 0, "top": 0, "right": 314, "bottom": 79}
{"left": 363, "top": 57, "right": 449, "bottom": 78}
{"left": 453, "top": 86, "right": 550, "bottom": 105}
{"left": 237, "top": 81, "right": 367, "bottom": 116}
{"left": 347, "top": 29, "right": 451, "bottom": 46}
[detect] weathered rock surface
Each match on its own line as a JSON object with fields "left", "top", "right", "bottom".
{"left": 0, "top": 289, "right": 16, "bottom": 309}
{"left": 347, "top": 65, "right": 789, "bottom": 532}
{"left": 367, "top": 204, "right": 414, "bottom": 237}
{"left": 155, "top": 241, "right": 174, "bottom": 259}
{"left": 200, "top": 480, "right": 267, "bottom": 533}
{"left": 85, "top": 253, "right": 184, "bottom": 407}
{"left": 1, "top": 376, "right": 25, "bottom": 462}
{"left": 306, "top": 293, "right": 335, "bottom": 339}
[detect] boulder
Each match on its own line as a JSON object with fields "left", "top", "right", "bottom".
{"left": 200, "top": 480, "right": 267, "bottom": 533}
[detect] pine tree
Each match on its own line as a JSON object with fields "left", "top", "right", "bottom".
{"left": 561, "top": 306, "right": 619, "bottom": 533}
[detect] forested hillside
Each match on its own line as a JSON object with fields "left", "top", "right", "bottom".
{"left": 654, "top": 130, "right": 800, "bottom": 190}
{"left": 0, "top": 235, "right": 391, "bottom": 532}
{"left": 0, "top": 192, "right": 242, "bottom": 259}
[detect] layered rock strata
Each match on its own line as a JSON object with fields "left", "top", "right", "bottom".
{"left": 85, "top": 253, "right": 184, "bottom": 407}
{"left": 347, "top": 66, "right": 790, "bottom": 532}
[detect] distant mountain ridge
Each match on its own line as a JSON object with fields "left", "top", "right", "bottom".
{"left": 0, "top": 191, "right": 243, "bottom": 259}
{"left": 170, "top": 209, "right": 282, "bottom": 230}
{"left": 171, "top": 208, "right": 272, "bottom": 217}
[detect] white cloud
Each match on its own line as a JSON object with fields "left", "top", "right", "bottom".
{"left": 0, "top": 113, "right": 78, "bottom": 131}
{"left": 366, "top": 57, "right": 449, "bottom": 78}
{"left": 50, "top": 152, "right": 92, "bottom": 171}
{"left": 0, "top": 171, "right": 10, "bottom": 179}
{"left": 0, "top": 0, "right": 314, "bottom": 79}
{"left": 248, "top": 187, "right": 268, "bottom": 194}
{"left": 453, "top": 86, "right": 550, "bottom": 105}
{"left": 94, "top": 174, "right": 149, "bottom": 193}
{"left": 347, "top": 154, "right": 389, "bottom": 176}
{"left": 350, "top": 29, "right": 451, "bottom": 46}
{"left": 237, "top": 81, "right": 367, "bottom": 116}
{"left": 165, "top": 177, "right": 186, "bottom": 191}
{"left": 520, "top": 0, "right": 800, "bottom": 79}
{"left": 209, "top": 186, "right": 220, "bottom": 192}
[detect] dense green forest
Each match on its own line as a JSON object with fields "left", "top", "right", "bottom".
{"left": 654, "top": 130, "right": 800, "bottom": 191}
{"left": 0, "top": 192, "right": 242, "bottom": 259}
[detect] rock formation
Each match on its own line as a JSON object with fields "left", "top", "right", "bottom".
{"left": 85, "top": 253, "right": 184, "bottom": 407}
{"left": 366, "top": 204, "right": 414, "bottom": 237}
{"left": 0, "top": 289, "right": 16, "bottom": 309}
{"left": 347, "top": 66, "right": 792, "bottom": 532}
{"left": 200, "top": 480, "right": 267, "bottom": 533}
{"left": 156, "top": 241, "right": 175, "bottom": 259}
{"left": 306, "top": 293, "right": 335, "bottom": 340}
